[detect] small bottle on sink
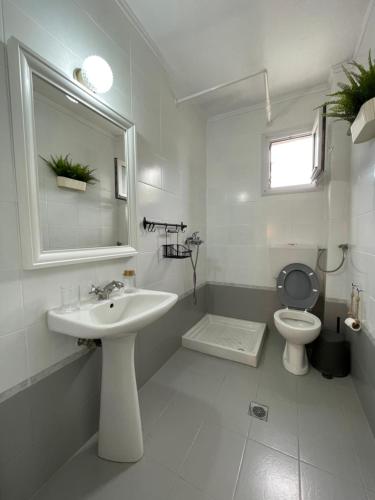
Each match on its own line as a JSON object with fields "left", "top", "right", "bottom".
{"left": 122, "top": 269, "right": 136, "bottom": 293}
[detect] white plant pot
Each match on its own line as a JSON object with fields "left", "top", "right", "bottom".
{"left": 56, "top": 176, "right": 87, "bottom": 192}
{"left": 351, "top": 97, "right": 375, "bottom": 144}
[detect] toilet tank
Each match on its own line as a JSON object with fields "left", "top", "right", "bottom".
{"left": 270, "top": 244, "right": 318, "bottom": 279}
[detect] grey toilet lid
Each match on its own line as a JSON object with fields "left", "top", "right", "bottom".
{"left": 276, "top": 263, "right": 320, "bottom": 310}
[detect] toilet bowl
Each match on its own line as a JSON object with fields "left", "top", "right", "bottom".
{"left": 273, "top": 263, "right": 321, "bottom": 375}
{"left": 274, "top": 308, "right": 321, "bottom": 375}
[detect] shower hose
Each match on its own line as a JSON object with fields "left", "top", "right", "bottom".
{"left": 317, "top": 244, "right": 348, "bottom": 273}
{"left": 186, "top": 244, "right": 200, "bottom": 305}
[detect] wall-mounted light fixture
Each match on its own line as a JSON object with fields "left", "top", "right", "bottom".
{"left": 74, "top": 55, "right": 113, "bottom": 94}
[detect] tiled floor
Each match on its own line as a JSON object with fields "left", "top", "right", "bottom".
{"left": 32, "top": 331, "right": 375, "bottom": 500}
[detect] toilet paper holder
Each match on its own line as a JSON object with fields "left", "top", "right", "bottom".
{"left": 346, "top": 283, "right": 363, "bottom": 332}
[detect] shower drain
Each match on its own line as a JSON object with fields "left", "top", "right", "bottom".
{"left": 248, "top": 401, "right": 269, "bottom": 421}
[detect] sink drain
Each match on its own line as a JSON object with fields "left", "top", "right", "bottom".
{"left": 248, "top": 401, "right": 269, "bottom": 421}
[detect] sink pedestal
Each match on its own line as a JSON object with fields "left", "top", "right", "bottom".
{"left": 48, "top": 289, "right": 178, "bottom": 463}
{"left": 98, "top": 334, "right": 143, "bottom": 462}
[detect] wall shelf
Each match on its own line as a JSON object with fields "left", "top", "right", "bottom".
{"left": 351, "top": 97, "right": 375, "bottom": 144}
{"left": 163, "top": 244, "right": 191, "bottom": 259}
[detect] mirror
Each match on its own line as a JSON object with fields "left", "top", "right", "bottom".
{"left": 34, "top": 76, "right": 129, "bottom": 251}
{"left": 7, "top": 38, "right": 137, "bottom": 268}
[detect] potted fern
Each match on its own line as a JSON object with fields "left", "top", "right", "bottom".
{"left": 41, "top": 154, "right": 98, "bottom": 192}
{"left": 320, "top": 51, "right": 375, "bottom": 143}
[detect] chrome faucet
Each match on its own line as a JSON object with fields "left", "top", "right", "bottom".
{"left": 185, "top": 231, "right": 204, "bottom": 246}
{"left": 89, "top": 280, "right": 124, "bottom": 300}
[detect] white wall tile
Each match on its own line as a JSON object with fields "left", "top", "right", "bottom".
{"left": 11, "top": 0, "right": 132, "bottom": 110}
{"left": 27, "top": 318, "right": 82, "bottom": 378}
{"left": 349, "top": 138, "right": 375, "bottom": 337}
{"left": 162, "top": 158, "right": 181, "bottom": 195}
{"left": 0, "top": 270, "right": 24, "bottom": 335}
{"left": 74, "top": 0, "right": 133, "bottom": 57}
{"left": 133, "top": 66, "right": 161, "bottom": 151}
{"left": 328, "top": 181, "right": 350, "bottom": 221}
{"left": 206, "top": 90, "right": 329, "bottom": 288}
{"left": 160, "top": 83, "right": 178, "bottom": 163}
{"left": 345, "top": 31, "right": 375, "bottom": 334}
{"left": 4, "top": 0, "right": 78, "bottom": 77}
{"left": 0, "top": 202, "right": 21, "bottom": 271}
{"left": 137, "top": 136, "right": 163, "bottom": 189}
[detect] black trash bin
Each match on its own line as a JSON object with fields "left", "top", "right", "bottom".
{"left": 307, "top": 328, "right": 350, "bottom": 379}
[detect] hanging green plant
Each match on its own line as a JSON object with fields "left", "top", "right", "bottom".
{"left": 40, "top": 154, "right": 98, "bottom": 184}
{"left": 319, "top": 51, "right": 375, "bottom": 133}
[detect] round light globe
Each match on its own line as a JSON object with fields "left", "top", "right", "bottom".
{"left": 79, "top": 55, "right": 113, "bottom": 94}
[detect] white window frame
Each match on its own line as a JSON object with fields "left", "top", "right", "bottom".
{"left": 262, "top": 125, "right": 321, "bottom": 196}
{"left": 311, "top": 106, "right": 326, "bottom": 183}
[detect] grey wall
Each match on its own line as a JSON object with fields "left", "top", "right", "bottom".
{"left": 345, "top": 327, "right": 375, "bottom": 436}
{"left": 323, "top": 300, "right": 348, "bottom": 332}
{"left": 0, "top": 349, "right": 101, "bottom": 500}
{"left": 0, "top": 287, "right": 206, "bottom": 500}
{"left": 135, "top": 286, "right": 206, "bottom": 387}
{"left": 206, "top": 283, "right": 325, "bottom": 329}
{"left": 322, "top": 298, "right": 375, "bottom": 435}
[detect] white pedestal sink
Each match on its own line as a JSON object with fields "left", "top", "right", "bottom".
{"left": 48, "top": 289, "right": 178, "bottom": 463}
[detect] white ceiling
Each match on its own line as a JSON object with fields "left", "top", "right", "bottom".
{"left": 124, "top": 0, "right": 370, "bottom": 116}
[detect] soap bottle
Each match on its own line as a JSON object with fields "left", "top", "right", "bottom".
{"left": 123, "top": 269, "right": 136, "bottom": 293}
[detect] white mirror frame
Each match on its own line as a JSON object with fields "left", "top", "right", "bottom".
{"left": 7, "top": 38, "right": 137, "bottom": 269}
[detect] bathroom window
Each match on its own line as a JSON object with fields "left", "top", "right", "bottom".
{"left": 263, "top": 111, "right": 325, "bottom": 195}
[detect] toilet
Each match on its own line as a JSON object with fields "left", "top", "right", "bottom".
{"left": 274, "top": 263, "right": 321, "bottom": 375}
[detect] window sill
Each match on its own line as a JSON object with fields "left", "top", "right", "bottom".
{"left": 262, "top": 183, "right": 321, "bottom": 196}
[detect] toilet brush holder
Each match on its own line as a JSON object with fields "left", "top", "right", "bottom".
{"left": 306, "top": 328, "right": 350, "bottom": 378}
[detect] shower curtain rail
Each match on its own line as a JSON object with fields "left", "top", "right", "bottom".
{"left": 175, "top": 68, "right": 272, "bottom": 123}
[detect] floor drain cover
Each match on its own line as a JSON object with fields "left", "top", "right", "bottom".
{"left": 248, "top": 401, "right": 269, "bottom": 421}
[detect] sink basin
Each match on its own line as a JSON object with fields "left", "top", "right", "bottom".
{"left": 48, "top": 289, "right": 178, "bottom": 338}
{"left": 48, "top": 289, "right": 178, "bottom": 463}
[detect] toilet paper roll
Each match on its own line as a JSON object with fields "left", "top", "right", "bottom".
{"left": 345, "top": 317, "right": 361, "bottom": 331}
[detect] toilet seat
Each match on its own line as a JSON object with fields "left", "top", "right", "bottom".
{"left": 274, "top": 308, "right": 321, "bottom": 339}
{"left": 276, "top": 263, "right": 319, "bottom": 311}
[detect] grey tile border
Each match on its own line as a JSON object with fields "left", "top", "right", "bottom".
{"left": 0, "top": 348, "right": 92, "bottom": 405}
{"left": 206, "top": 282, "right": 324, "bottom": 328}
{"left": 0, "top": 378, "right": 30, "bottom": 405}
{"left": 206, "top": 280, "right": 274, "bottom": 291}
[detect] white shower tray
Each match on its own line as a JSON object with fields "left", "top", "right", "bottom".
{"left": 182, "top": 314, "right": 266, "bottom": 367}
